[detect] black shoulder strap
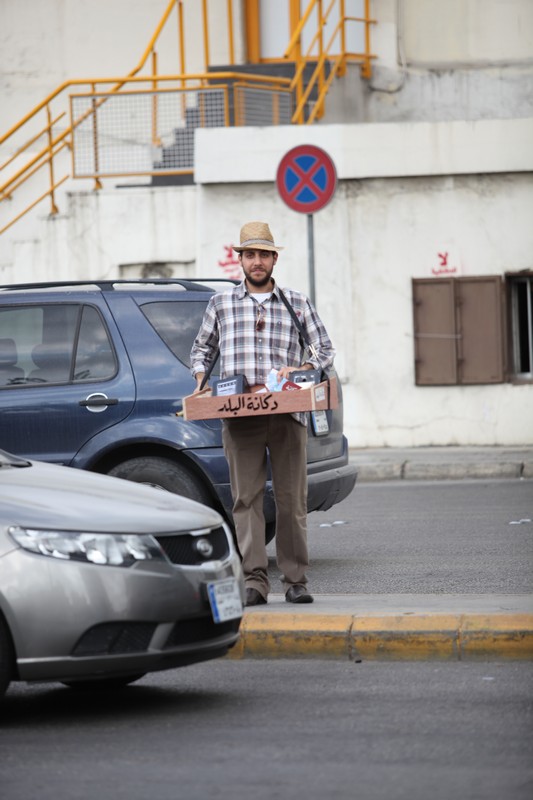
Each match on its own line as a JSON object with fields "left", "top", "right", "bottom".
{"left": 199, "top": 351, "right": 219, "bottom": 391}
{"left": 278, "top": 287, "right": 318, "bottom": 362}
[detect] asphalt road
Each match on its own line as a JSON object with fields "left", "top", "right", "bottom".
{"left": 2, "top": 660, "right": 532, "bottom": 800}
{"left": 266, "top": 478, "right": 533, "bottom": 595}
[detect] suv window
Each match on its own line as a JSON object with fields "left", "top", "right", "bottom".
{"left": 0, "top": 303, "right": 116, "bottom": 387}
{"left": 141, "top": 300, "right": 209, "bottom": 366}
{"left": 0, "top": 306, "right": 46, "bottom": 383}
{"left": 74, "top": 306, "right": 117, "bottom": 381}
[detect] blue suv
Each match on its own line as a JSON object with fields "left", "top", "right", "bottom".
{"left": 0, "top": 280, "right": 356, "bottom": 539}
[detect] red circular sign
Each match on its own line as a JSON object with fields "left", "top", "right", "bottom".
{"left": 276, "top": 145, "right": 337, "bottom": 214}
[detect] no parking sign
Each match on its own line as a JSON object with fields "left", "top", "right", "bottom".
{"left": 276, "top": 145, "right": 337, "bottom": 214}
{"left": 276, "top": 145, "right": 337, "bottom": 305}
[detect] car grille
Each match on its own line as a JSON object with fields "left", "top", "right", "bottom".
{"left": 155, "top": 525, "right": 230, "bottom": 565}
{"left": 164, "top": 616, "right": 240, "bottom": 648}
{"left": 72, "top": 622, "right": 157, "bottom": 657}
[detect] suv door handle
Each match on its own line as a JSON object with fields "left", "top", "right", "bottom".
{"left": 79, "top": 393, "right": 119, "bottom": 408}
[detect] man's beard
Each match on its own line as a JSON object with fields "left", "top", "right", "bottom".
{"left": 245, "top": 270, "right": 272, "bottom": 289}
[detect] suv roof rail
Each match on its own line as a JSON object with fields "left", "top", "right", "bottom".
{"left": 0, "top": 278, "right": 240, "bottom": 293}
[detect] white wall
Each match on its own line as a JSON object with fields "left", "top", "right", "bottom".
{"left": 0, "top": 185, "right": 197, "bottom": 285}
{"left": 401, "top": 0, "right": 533, "bottom": 66}
{"left": 342, "top": 172, "right": 533, "bottom": 446}
{"left": 195, "top": 119, "right": 533, "bottom": 181}
{"left": 372, "top": 0, "right": 533, "bottom": 69}
{"left": 0, "top": 0, "right": 243, "bottom": 138}
{"left": 346, "top": 0, "right": 533, "bottom": 123}
{"left": 0, "top": 0, "right": 166, "bottom": 134}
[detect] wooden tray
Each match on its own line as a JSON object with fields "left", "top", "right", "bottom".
{"left": 182, "top": 377, "right": 338, "bottom": 421}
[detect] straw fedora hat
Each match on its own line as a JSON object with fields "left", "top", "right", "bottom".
{"left": 232, "top": 221, "right": 284, "bottom": 253}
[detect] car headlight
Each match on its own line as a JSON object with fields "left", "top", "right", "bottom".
{"left": 8, "top": 526, "right": 165, "bottom": 567}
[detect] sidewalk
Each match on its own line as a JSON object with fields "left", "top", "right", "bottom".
{"left": 349, "top": 445, "right": 533, "bottom": 482}
{"left": 228, "top": 447, "right": 533, "bottom": 661}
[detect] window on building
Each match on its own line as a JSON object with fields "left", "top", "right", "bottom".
{"left": 509, "top": 274, "right": 533, "bottom": 379}
{"left": 411, "top": 274, "right": 533, "bottom": 386}
{"left": 413, "top": 274, "right": 533, "bottom": 385}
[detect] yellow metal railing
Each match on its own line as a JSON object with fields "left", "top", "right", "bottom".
{"left": 66, "top": 74, "right": 291, "bottom": 181}
{"left": 286, "top": 0, "right": 376, "bottom": 123}
{"left": 0, "top": 0, "right": 375, "bottom": 237}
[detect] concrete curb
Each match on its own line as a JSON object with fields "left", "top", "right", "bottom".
{"left": 348, "top": 448, "right": 533, "bottom": 483}
{"left": 228, "top": 612, "right": 533, "bottom": 661}
{"left": 228, "top": 596, "right": 533, "bottom": 661}
{"left": 352, "top": 461, "right": 533, "bottom": 482}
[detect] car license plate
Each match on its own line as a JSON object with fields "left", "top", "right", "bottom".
{"left": 311, "top": 410, "right": 329, "bottom": 435}
{"left": 207, "top": 578, "right": 243, "bottom": 623}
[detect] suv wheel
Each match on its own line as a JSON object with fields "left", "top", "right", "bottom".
{"left": 108, "top": 457, "right": 211, "bottom": 506}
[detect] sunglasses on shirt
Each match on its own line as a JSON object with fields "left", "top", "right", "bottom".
{"left": 256, "top": 306, "right": 266, "bottom": 332}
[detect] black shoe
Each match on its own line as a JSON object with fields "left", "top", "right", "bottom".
{"left": 285, "top": 585, "right": 314, "bottom": 604}
{"left": 245, "top": 588, "right": 267, "bottom": 607}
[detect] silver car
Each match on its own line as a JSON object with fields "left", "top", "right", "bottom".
{"left": 0, "top": 449, "right": 244, "bottom": 698}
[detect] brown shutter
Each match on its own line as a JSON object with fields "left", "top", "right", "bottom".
{"left": 412, "top": 279, "right": 457, "bottom": 385}
{"left": 455, "top": 276, "right": 505, "bottom": 384}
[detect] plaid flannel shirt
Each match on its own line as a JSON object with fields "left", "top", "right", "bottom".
{"left": 190, "top": 280, "right": 335, "bottom": 425}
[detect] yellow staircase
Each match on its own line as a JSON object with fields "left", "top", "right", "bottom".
{"left": 0, "top": 0, "right": 375, "bottom": 236}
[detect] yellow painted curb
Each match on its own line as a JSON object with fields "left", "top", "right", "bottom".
{"left": 460, "top": 614, "right": 533, "bottom": 660}
{"left": 228, "top": 613, "right": 354, "bottom": 659}
{"left": 351, "top": 614, "right": 462, "bottom": 661}
{"left": 227, "top": 612, "right": 533, "bottom": 661}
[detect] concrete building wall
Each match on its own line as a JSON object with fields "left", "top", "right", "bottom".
{"left": 325, "top": 0, "right": 533, "bottom": 124}
{"left": 2, "top": 0, "right": 532, "bottom": 136}
{"left": 0, "top": 0, "right": 241, "bottom": 136}
{"left": 401, "top": 0, "right": 533, "bottom": 65}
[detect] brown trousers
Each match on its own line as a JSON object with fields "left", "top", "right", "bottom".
{"left": 222, "top": 414, "right": 309, "bottom": 598}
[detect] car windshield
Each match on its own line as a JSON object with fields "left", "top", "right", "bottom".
{"left": 0, "top": 449, "right": 31, "bottom": 468}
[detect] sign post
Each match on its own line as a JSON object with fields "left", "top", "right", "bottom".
{"left": 276, "top": 144, "right": 337, "bottom": 307}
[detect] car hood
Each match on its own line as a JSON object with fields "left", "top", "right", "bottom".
{"left": 0, "top": 457, "right": 223, "bottom": 534}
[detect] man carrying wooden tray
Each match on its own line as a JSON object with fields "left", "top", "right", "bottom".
{"left": 190, "top": 221, "right": 335, "bottom": 606}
